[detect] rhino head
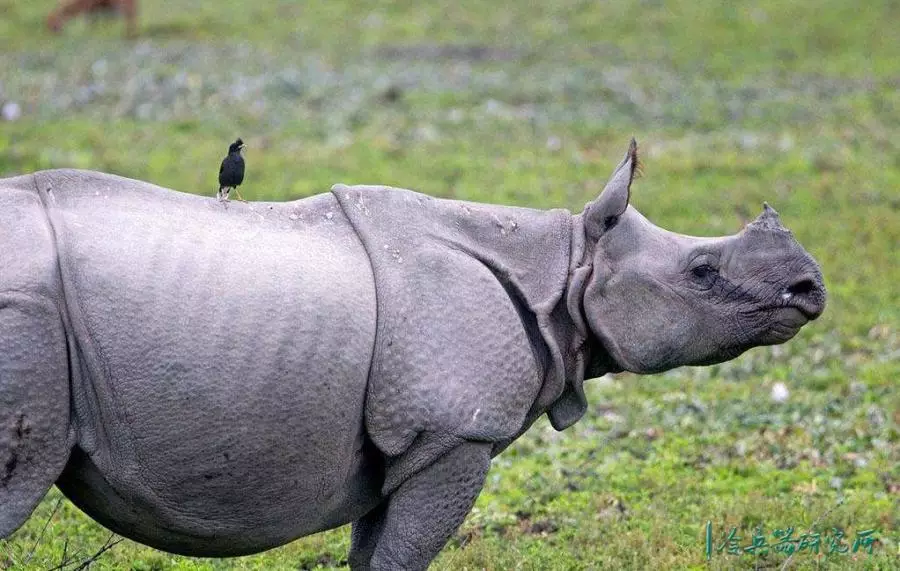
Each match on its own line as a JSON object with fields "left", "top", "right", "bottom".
{"left": 576, "top": 139, "right": 826, "bottom": 375}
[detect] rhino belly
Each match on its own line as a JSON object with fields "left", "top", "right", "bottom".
{"left": 58, "top": 426, "right": 383, "bottom": 556}
{"left": 49, "top": 189, "right": 382, "bottom": 554}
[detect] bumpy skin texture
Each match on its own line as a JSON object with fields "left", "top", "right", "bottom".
{"left": 331, "top": 185, "right": 574, "bottom": 492}
{"left": 0, "top": 141, "right": 826, "bottom": 570}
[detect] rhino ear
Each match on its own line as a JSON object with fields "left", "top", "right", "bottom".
{"left": 583, "top": 138, "right": 638, "bottom": 240}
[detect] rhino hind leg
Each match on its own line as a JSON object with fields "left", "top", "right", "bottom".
{"left": 0, "top": 298, "right": 73, "bottom": 538}
{"left": 351, "top": 442, "right": 491, "bottom": 571}
{"left": 349, "top": 501, "right": 388, "bottom": 569}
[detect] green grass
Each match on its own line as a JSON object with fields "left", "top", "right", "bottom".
{"left": 1, "top": 0, "right": 898, "bottom": 569}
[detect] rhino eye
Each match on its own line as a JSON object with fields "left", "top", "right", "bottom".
{"left": 690, "top": 264, "right": 718, "bottom": 286}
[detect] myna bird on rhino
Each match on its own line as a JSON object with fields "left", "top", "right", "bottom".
{"left": 217, "top": 139, "right": 245, "bottom": 202}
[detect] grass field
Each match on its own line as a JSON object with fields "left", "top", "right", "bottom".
{"left": 1, "top": 0, "right": 898, "bottom": 569}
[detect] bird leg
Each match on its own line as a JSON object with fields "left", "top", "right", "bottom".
{"left": 233, "top": 188, "right": 247, "bottom": 202}
{"left": 217, "top": 187, "right": 230, "bottom": 202}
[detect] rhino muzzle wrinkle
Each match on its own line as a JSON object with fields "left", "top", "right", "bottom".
{"left": 0, "top": 142, "right": 825, "bottom": 569}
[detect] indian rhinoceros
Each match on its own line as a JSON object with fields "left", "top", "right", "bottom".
{"left": 0, "top": 140, "right": 825, "bottom": 569}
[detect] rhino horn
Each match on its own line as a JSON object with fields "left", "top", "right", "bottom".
{"left": 747, "top": 202, "right": 790, "bottom": 233}
{"left": 583, "top": 138, "right": 639, "bottom": 240}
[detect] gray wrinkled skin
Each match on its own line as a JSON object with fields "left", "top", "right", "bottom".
{"left": 0, "top": 141, "right": 825, "bottom": 570}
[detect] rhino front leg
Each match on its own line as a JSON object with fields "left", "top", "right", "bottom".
{"left": 353, "top": 442, "right": 491, "bottom": 571}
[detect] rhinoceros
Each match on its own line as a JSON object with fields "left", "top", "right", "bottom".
{"left": 0, "top": 140, "right": 825, "bottom": 569}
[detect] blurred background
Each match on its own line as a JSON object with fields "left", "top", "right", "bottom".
{"left": 1, "top": 1, "right": 897, "bottom": 569}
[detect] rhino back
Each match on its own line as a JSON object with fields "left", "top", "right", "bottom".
{"left": 33, "top": 170, "right": 380, "bottom": 552}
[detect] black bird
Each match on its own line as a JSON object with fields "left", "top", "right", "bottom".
{"left": 217, "top": 138, "right": 245, "bottom": 202}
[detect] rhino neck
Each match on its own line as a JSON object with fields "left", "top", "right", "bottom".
{"left": 543, "top": 214, "right": 621, "bottom": 431}
{"left": 569, "top": 213, "right": 623, "bottom": 375}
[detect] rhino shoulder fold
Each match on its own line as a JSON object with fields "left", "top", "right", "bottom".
{"left": 331, "top": 184, "right": 577, "bottom": 459}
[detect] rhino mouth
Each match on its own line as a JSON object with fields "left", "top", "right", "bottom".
{"left": 761, "top": 306, "right": 809, "bottom": 344}
{"left": 778, "top": 295, "right": 823, "bottom": 321}
{"left": 778, "top": 275, "right": 826, "bottom": 320}
{"left": 774, "top": 306, "right": 809, "bottom": 325}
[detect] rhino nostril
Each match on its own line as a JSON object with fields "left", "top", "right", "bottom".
{"left": 787, "top": 279, "right": 816, "bottom": 296}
